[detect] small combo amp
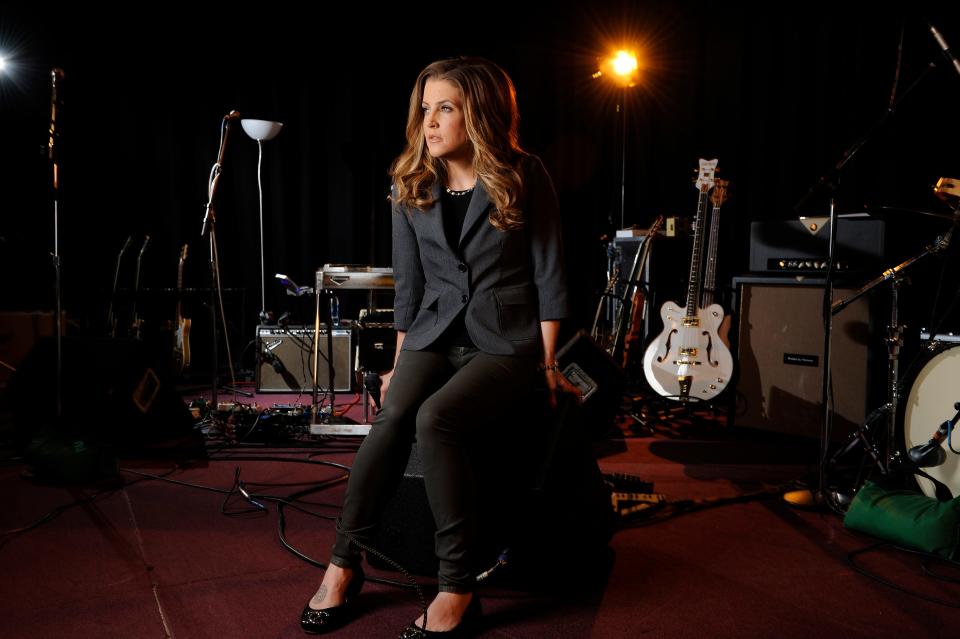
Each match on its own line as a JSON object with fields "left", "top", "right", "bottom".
{"left": 256, "top": 325, "right": 352, "bottom": 392}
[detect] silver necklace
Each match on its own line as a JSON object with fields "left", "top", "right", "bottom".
{"left": 444, "top": 185, "right": 475, "bottom": 197}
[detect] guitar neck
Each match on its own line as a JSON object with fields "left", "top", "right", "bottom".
{"left": 131, "top": 257, "right": 144, "bottom": 324}
{"left": 175, "top": 244, "right": 188, "bottom": 320}
{"left": 684, "top": 188, "right": 711, "bottom": 318}
{"left": 701, "top": 200, "right": 722, "bottom": 308}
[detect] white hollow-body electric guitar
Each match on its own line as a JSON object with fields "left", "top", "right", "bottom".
{"left": 643, "top": 159, "right": 733, "bottom": 401}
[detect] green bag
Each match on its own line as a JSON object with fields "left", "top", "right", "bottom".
{"left": 843, "top": 480, "right": 960, "bottom": 560}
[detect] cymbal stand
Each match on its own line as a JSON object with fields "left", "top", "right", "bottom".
{"left": 828, "top": 227, "right": 954, "bottom": 496}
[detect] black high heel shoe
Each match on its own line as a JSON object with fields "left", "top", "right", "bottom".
{"left": 300, "top": 565, "right": 365, "bottom": 635}
{"left": 397, "top": 594, "right": 481, "bottom": 638}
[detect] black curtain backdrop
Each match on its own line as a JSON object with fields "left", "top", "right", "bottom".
{"left": 2, "top": 2, "right": 960, "bottom": 374}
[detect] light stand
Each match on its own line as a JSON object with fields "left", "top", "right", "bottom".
{"left": 48, "top": 67, "right": 64, "bottom": 420}
{"left": 618, "top": 85, "right": 628, "bottom": 231}
{"left": 592, "top": 50, "right": 639, "bottom": 346}
{"left": 240, "top": 118, "right": 284, "bottom": 326}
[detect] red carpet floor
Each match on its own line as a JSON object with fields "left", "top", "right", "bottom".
{"left": 2, "top": 394, "right": 958, "bottom": 639}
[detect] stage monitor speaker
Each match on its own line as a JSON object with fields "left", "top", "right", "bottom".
{"left": 369, "top": 395, "right": 613, "bottom": 585}
{"left": 9, "top": 336, "right": 204, "bottom": 463}
{"left": 0, "top": 311, "right": 64, "bottom": 388}
{"left": 256, "top": 325, "right": 352, "bottom": 392}
{"left": 733, "top": 277, "right": 871, "bottom": 438}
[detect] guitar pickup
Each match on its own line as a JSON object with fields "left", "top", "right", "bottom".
{"left": 679, "top": 348, "right": 698, "bottom": 356}
{"left": 681, "top": 317, "right": 700, "bottom": 327}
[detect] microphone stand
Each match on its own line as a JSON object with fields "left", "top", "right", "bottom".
{"left": 200, "top": 113, "right": 247, "bottom": 412}
{"left": 783, "top": 60, "right": 935, "bottom": 509}
{"left": 817, "top": 198, "right": 837, "bottom": 502}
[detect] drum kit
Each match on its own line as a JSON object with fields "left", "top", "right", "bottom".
{"left": 831, "top": 176, "right": 960, "bottom": 503}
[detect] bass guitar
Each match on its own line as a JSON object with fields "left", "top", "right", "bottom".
{"left": 701, "top": 179, "right": 731, "bottom": 346}
{"left": 618, "top": 215, "right": 665, "bottom": 369}
{"left": 642, "top": 159, "right": 733, "bottom": 401}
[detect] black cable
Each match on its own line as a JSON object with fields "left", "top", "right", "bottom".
{"left": 221, "top": 466, "right": 268, "bottom": 516}
{"left": 118, "top": 455, "right": 468, "bottom": 626}
{"left": 119, "top": 461, "right": 421, "bottom": 593}
{"left": 0, "top": 469, "right": 175, "bottom": 542}
{"left": 237, "top": 337, "right": 258, "bottom": 376}
{"left": 122, "top": 467, "right": 238, "bottom": 496}
{"left": 205, "top": 441, "right": 360, "bottom": 454}
{"left": 1, "top": 490, "right": 109, "bottom": 540}
{"left": 234, "top": 407, "right": 270, "bottom": 443}
{"left": 200, "top": 456, "right": 355, "bottom": 472}
{"left": 118, "top": 466, "right": 348, "bottom": 522}
{"left": 846, "top": 542, "right": 960, "bottom": 608}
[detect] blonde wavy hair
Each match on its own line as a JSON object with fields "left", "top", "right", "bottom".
{"left": 390, "top": 57, "right": 525, "bottom": 231}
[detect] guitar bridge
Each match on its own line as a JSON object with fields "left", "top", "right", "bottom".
{"left": 672, "top": 359, "right": 702, "bottom": 366}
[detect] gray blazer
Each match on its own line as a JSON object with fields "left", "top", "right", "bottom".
{"left": 392, "top": 154, "right": 569, "bottom": 357}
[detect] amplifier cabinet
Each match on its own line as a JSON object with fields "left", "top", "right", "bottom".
{"left": 732, "top": 278, "right": 872, "bottom": 438}
{"left": 256, "top": 325, "right": 352, "bottom": 392}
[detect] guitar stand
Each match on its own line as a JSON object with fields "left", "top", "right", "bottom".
{"left": 633, "top": 392, "right": 716, "bottom": 433}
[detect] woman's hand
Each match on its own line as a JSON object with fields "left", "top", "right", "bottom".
{"left": 543, "top": 363, "right": 582, "bottom": 408}
{"left": 367, "top": 369, "right": 394, "bottom": 413}
{"left": 380, "top": 369, "right": 394, "bottom": 405}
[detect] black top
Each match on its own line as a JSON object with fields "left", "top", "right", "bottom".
{"left": 436, "top": 188, "right": 475, "bottom": 348}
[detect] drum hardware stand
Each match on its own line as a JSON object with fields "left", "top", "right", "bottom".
{"left": 825, "top": 228, "right": 954, "bottom": 505}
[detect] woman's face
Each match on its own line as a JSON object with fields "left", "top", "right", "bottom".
{"left": 422, "top": 78, "right": 471, "bottom": 162}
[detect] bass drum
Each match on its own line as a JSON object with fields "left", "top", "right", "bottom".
{"left": 902, "top": 343, "right": 960, "bottom": 499}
